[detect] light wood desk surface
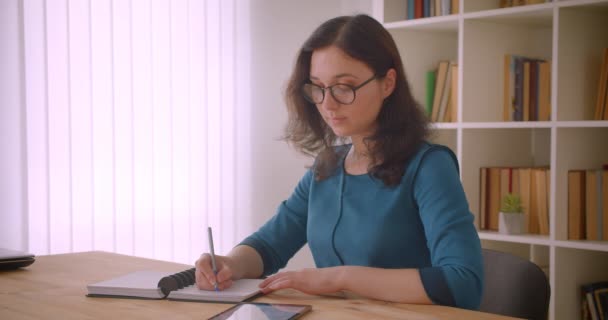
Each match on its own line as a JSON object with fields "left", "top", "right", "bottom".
{"left": 0, "top": 251, "right": 516, "bottom": 319}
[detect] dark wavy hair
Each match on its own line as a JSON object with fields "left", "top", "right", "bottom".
{"left": 283, "top": 14, "right": 430, "bottom": 187}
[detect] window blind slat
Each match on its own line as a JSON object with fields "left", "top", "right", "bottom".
{"left": 68, "top": 0, "right": 94, "bottom": 253}
{"left": 113, "top": 0, "right": 135, "bottom": 256}
{"left": 91, "top": 0, "right": 116, "bottom": 252}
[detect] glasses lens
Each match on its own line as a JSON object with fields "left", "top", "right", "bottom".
{"left": 302, "top": 84, "right": 324, "bottom": 104}
{"left": 331, "top": 84, "right": 355, "bottom": 104}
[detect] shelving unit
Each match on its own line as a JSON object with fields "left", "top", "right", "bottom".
{"left": 373, "top": 1, "right": 608, "bottom": 319}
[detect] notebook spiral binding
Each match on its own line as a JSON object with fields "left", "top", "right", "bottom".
{"left": 157, "top": 268, "right": 196, "bottom": 296}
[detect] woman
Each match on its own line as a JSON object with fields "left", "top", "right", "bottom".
{"left": 195, "top": 14, "right": 483, "bottom": 310}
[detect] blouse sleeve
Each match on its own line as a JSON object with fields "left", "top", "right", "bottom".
{"left": 239, "top": 169, "right": 312, "bottom": 276}
{"left": 412, "top": 147, "right": 484, "bottom": 310}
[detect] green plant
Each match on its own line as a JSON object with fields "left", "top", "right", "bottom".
{"left": 500, "top": 193, "right": 523, "bottom": 213}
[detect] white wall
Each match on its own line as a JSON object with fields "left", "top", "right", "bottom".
{"left": 249, "top": 0, "right": 372, "bottom": 270}
{"left": 0, "top": 0, "right": 27, "bottom": 252}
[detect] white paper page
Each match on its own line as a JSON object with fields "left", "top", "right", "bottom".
{"left": 168, "top": 278, "right": 264, "bottom": 302}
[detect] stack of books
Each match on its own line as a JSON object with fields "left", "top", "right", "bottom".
{"left": 479, "top": 167, "right": 550, "bottom": 234}
{"left": 503, "top": 54, "right": 551, "bottom": 122}
{"left": 404, "top": 0, "right": 459, "bottom": 20}
{"left": 581, "top": 281, "right": 608, "bottom": 320}
{"left": 567, "top": 169, "right": 608, "bottom": 240}
{"left": 425, "top": 61, "right": 458, "bottom": 123}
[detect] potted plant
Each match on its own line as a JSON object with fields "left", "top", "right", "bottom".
{"left": 498, "top": 193, "right": 525, "bottom": 235}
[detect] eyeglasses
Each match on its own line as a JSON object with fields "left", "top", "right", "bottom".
{"left": 302, "top": 74, "right": 377, "bottom": 105}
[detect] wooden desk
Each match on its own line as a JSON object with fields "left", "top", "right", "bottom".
{"left": 0, "top": 251, "right": 515, "bottom": 319}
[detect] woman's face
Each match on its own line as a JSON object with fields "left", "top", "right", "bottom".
{"left": 309, "top": 45, "right": 395, "bottom": 138}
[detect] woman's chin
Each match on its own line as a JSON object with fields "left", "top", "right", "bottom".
{"left": 330, "top": 128, "right": 351, "bottom": 137}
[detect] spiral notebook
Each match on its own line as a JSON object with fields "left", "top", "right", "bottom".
{"left": 86, "top": 268, "right": 264, "bottom": 303}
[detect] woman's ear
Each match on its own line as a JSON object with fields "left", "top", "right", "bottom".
{"left": 382, "top": 68, "right": 397, "bottom": 99}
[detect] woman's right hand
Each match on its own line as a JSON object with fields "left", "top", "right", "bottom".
{"left": 194, "top": 253, "right": 235, "bottom": 291}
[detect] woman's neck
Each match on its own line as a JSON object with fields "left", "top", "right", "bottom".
{"left": 350, "top": 136, "right": 370, "bottom": 160}
{"left": 344, "top": 136, "right": 373, "bottom": 175}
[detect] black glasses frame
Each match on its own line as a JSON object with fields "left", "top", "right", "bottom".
{"left": 302, "top": 74, "right": 377, "bottom": 105}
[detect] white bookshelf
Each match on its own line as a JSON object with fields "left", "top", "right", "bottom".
{"left": 373, "top": 1, "right": 608, "bottom": 319}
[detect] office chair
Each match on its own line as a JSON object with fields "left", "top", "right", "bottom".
{"left": 479, "top": 249, "right": 551, "bottom": 320}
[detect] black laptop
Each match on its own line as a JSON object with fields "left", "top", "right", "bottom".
{"left": 0, "top": 248, "right": 35, "bottom": 270}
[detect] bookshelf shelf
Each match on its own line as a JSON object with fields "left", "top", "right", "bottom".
{"left": 479, "top": 231, "right": 552, "bottom": 246}
{"left": 373, "top": 1, "right": 608, "bottom": 319}
{"left": 554, "top": 240, "right": 608, "bottom": 253}
{"left": 430, "top": 122, "right": 459, "bottom": 129}
{"left": 460, "top": 121, "right": 553, "bottom": 128}
{"left": 557, "top": 0, "right": 608, "bottom": 8}
{"left": 556, "top": 120, "right": 608, "bottom": 128}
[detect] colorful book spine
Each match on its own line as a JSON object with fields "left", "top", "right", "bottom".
{"left": 425, "top": 71, "right": 436, "bottom": 118}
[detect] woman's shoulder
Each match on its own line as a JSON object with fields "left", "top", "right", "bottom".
{"left": 413, "top": 142, "right": 456, "bottom": 159}
{"left": 406, "top": 142, "right": 459, "bottom": 175}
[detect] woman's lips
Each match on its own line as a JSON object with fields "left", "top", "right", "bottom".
{"left": 329, "top": 116, "right": 346, "bottom": 125}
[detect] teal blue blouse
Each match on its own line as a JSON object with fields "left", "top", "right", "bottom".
{"left": 240, "top": 143, "right": 483, "bottom": 310}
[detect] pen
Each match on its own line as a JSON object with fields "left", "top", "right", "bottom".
{"left": 207, "top": 226, "right": 219, "bottom": 292}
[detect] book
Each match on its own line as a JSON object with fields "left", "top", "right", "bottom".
{"left": 529, "top": 60, "right": 538, "bottom": 121}
{"left": 425, "top": 70, "right": 436, "bottom": 117}
{"left": 582, "top": 282, "right": 608, "bottom": 320}
{"left": 415, "top": 0, "right": 423, "bottom": 19}
{"left": 523, "top": 61, "right": 531, "bottom": 121}
{"left": 451, "top": 0, "right": 459, "bottom": 14}
{"left": 519, "top": 168, "right": 532, "bottom": 233}
{"left": 87, "top": 268, "right": 264, "bottom": 302}
{"left": 595, "top": 48, "right": 608, "bottom": 120}
{"left": 603, "top": 170, "right": 608, "bottom": 241}
{"left": 431, "top": 61, "right": 449, "bottom": 122}
{"left": 436, "top": 61, "right": 453, "bottom": 122}
{"left": 534, "top": 168, "right": 550, "bottom": 235}
{"left": 504, "top": 54, "right": 515, "bottom": 121}
{"left": 407, "top": 0, "right": 415, "bottom": 20}
{"left": 568, "top": 170, "right": 587, "bottom": 240}
{"left": 480, "top": 167, "right": 488, "bottom": 230}
{"left": 446, "top": 63, "right": 458, "bottom": 122}
{"left": 595, "top": 287, "right": 608, "bottom": 320}
{"left": 488, "top": 167, "right": 502, "bottom": 231}
{"left": 538, "top": 61, "right": 551, "bottom": 121}
{"left": 586, "top": 170, "right": 604, "bottom": 240}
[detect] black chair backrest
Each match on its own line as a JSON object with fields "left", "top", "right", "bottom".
{"left": 479, "top": 249, "right": 551, "bottom": 320}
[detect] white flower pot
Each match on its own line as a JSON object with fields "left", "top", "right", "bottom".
{"left": 498, "top": 211, "right": 525, "bottom": 235}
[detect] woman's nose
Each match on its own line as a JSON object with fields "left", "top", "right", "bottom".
{"left": 320, "top": 91, "right": 340, "bottom": 111}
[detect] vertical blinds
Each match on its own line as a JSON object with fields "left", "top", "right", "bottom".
{"left": 22, "top": 0, "right": 251, "bottom": 264}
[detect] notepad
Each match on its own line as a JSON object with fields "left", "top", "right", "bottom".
{"left": 86, "top": 268, "right": 264, "bottom": 302}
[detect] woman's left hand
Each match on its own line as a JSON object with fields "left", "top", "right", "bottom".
{"left": 258, "top": 267, "right": 343, "bottom": 295}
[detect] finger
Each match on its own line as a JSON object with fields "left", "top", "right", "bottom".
{"left": 216, "top": 266, "right": 232, "bottom": 283}
{"left": 217, "top": 279, "right": 234, "bottom": 291}
{"left": 194, "top": 268, "right": 215, "bottom": 290}
{"left": 195, "top": 254, "right": 219, "bottom": 287}
{"left": 261, "top": 277, "right": 293, "bottom": 293}
{"left": 259, "top": 273, "right": 289, "bottom": 290}
{"left": 195, "top": 276, "right": 214, "bottom": 290}
{"left": 259, "top": 271, "right": 289, "bottom": 287}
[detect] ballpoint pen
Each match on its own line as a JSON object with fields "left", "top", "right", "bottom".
{"left": 207, "top": 226, "right": 219, "bottom": 292}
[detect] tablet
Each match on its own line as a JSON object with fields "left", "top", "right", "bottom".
{"left": 208, "top": 302, "right": 312, "bottom": 320}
